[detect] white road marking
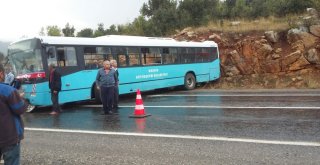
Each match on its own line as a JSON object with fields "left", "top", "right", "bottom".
{"left": 147, "top": 94, "right": 320, "bottom": 97}
{"left": 80, "top": 105, "right": 320, "bottom": 109}
{"left": 25, "top": 127, "right": 320, "bottom": 147}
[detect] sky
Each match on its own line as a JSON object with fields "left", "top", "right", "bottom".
{"left": 0, "top": 0, "right": 149, "bottom": 42}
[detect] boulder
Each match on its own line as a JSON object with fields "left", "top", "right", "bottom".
{"left": 256, "top": 44, "right": 273, "bottom": 60}
{"left": 229, "top": 50, "right": 241, "bottom": 64}
{"left": 310, "top": 25, "right": 320, "bottom": 37}
{"left": 282, "top": 50, "right": 302, "bottom": 67}
{"left": 289, "top": 56, "right": 310, "bottom": 71}
{"left": 306, "top": 48, "right": 320, "bottom": 64}
{"left": 208, "top": 33, "right": 222, "bottom": 42}
{"left": 287, "top": 29, "right": 318, "bottom": 48}
{"left": 265, "top": 31, "right": 279, "bottom": 43}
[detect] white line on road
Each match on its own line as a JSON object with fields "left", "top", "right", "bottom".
{"left": 80, "top": 105, "right": 320, "bottom": 109}
{"left": 25, "top": 127, "right": 320, "bottom": 147}
{"left": 147, "top": 94, "right": 320, "bottom": 97}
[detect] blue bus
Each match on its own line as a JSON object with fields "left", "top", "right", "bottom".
{"left": 7, "top": 35, "right": 220, "bottom": 111}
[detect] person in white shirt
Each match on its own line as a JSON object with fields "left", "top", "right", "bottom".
{"left": 4, "top": 68, "right": 14, "bottom": 85}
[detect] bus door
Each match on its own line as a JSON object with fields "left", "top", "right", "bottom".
{"left": 46, "top": 46, "right": 82, "bottom": 96}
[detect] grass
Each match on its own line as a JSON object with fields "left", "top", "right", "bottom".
{"left": 193, "top": 16, "right": 301, "bottom": 33}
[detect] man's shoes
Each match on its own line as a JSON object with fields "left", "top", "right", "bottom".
{"left": 49, "top": 111, "right": 59, "bottom": 115}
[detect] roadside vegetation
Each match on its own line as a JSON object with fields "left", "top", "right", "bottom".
{"left": 39, "top": 0, "right": 320, "bottom": 37}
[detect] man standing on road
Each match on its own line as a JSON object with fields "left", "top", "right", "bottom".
{"left": 48, "top": 64, "right": 62, "bottom": 115}
{"left": 96, "top": 60, "right": 117, "bottom": 115}
{"left": 4, "top": 67, "right": 14, "bottom": 85}
{"left": 0, "top": 64, "right": 27, "bottom": 165}
{"left": 110, "top": 60, "right": 119, "bottom": 113}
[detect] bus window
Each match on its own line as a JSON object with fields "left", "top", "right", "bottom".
{"left": 128, "top": 47, "right": 140, "bottom": 66}
{"left": 180, "top": 48, "right": 195, "bottom": 64}
{"left": 211, "top": 47, "right": 218, "bottom": 61}
{"left": 141, "top": 47, "right": 161, "bottom": 65}
{"left": 47, "top": 46, "right": 58, "bottom": 67}
{"left": 162, "top": 48, "right": 178, "bottom": 64}
{"left": 113, "top": 47, "right": 127, "bottom": 67}
{"left": 57, "top": 47, "right": 77, "bottom": 67}
{"left": 84, "top": 47, "right": 106, "bottom": 69}
{"left": 196, "top": 48, "right": 210, "bottom": 62}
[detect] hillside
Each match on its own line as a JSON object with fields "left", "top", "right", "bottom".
{"left": 174, "top": 9, "right": 320, "bottom": 89}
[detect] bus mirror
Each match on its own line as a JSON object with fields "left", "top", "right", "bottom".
{"left": 47, "top": 48, "right": 55, "bottom": 58}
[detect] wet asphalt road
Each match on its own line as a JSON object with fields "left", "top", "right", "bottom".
{"left": 19, "top": 89, "right": 320, "bottom": 164}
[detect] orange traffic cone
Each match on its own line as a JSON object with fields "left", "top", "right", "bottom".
{"left": 129, "top": 89, "right": 151, "bottom": 118}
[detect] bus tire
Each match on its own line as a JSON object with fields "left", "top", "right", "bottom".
{"left": 94, "top": 85, "right": 102, "bottom": 103}
{"left": 184, "top": 73, "right": 196, "bottom": 90}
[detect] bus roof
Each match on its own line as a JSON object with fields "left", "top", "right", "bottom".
{"left": 11, "top": 35, "right": 218, "bottom": 48}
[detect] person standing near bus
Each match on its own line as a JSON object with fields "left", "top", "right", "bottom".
{"left": 4, "top": 67, "right": 14, "bottom": 85}
{"left": 110, "top": 60, "right": 119, "bottom": 113}
{"left": 0, "top": 64, "right": 27, "bottom": 165}
{"left": 96, "top": 60, "right": 117, "bottom": 115}
{"left": 48, "top": 64, "right": 62, "bottom": 115}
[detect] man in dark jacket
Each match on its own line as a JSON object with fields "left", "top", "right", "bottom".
{"left": 96, "top": 60, "right": 117, "bottom": 115}
{"left": 0, "top": 64, "right": 27, "bottom": 165}
{"left": 110, "top": 60, "right": 119, "bottom": 113}
{"left": 48, "top": 64, "right": 62, "bottom": 115}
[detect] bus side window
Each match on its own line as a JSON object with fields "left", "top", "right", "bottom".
{"left": 212, "top": 47, "right": 218, "bottom": 61}
{"left": 46, "top": 46, "right": 58, "bottom": 67}
{"left": 113, "top": 47, "right": 127, "bottom": 67}
{"left": 141, "top": 47, "right": 161, "bottom": 65}
{"left": 162, "top": 48, "right": 179, "bottom": 64}
{"left": 128, "top": 47, "right": 140, "bottom": 66}
{"left": 57, "top": 47, "right": 77, "bottom": 67}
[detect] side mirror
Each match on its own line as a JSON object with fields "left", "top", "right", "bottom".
{"left": 47, "top": 47, "right": 55, "bottom": 58}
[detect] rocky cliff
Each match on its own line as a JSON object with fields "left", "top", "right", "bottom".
{"left": 174, "top": 9, "right": 320, "bottom": 89}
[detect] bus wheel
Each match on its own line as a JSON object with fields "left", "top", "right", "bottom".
{"left": 184, "top": 73, "right": 196, "bottom": 90}
{"left": 94, "top": 85, "right": 102, "bottom": 103}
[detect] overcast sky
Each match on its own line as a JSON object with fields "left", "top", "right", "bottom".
{"left": 0, "top": 0, "right": 149, "bottom": 41}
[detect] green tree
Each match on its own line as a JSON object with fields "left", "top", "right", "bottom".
{"left": 270, "top": 0, "right": 314, "bottom": 16}
{"left": 46, "top": 25, "right": 62, "bottom": 36}
{"left": 141, "top": 0, "right": 178, "bottom": 36}
{"left": 105, "top": 25, "right": 119, "bottom": 35}
{"left": 77, "top": 28, "right": 94, "bottom": 37}
{"left": 62, "top": 23, "right": 75, "bottom": 37}
{"left": 178, "top": 0, "right": 219, "bottom": 26}
{"left": 93, "top": 23, "right": 106, "bottom": 37}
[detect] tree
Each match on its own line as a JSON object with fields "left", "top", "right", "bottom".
{"left": 140, "top": 0, "right": 179, "bottom": 36}
{"left": 77, "top": 28, "right": 94, "bottom": 38}
{"left": 62, "top": 23, "right": 75, "bottom": 37}
{"left": 46, "top": 25, "right": 62, "bottom": 36}
{"left": 105, "top": 25, "right": 119, "bottom": 35}
{"left": 93, "top": 23, "right": 106, "bottom": 37}
{"left": 178, "top": 0, "right": 219, "bottom": 26}
{"left": 39, "top": 27, "right": 46, "bottom": 36}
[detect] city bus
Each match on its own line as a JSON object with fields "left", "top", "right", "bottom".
{"left": 7, "top": 35, "right": 220, "bottom": 111}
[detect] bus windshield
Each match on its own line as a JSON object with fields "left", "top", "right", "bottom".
{"left": 8, "top": 39, "right": 43, "bottom": 75}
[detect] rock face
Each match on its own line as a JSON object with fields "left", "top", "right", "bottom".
{"left": 173, "top": 8, "right": 320, "bottom": 88}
